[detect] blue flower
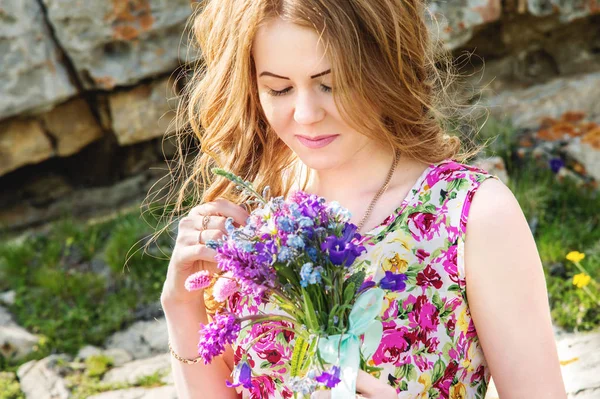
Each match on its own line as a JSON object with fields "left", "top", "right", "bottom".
{"left": 278, "top": 246, "right": 293, "bottom": 262}
{"left": 379, "top": 271, "right": 408, "bottom": 292}
{"left": 300, "top": 263, "right": 314, "bottom": 288}
{"left": 300, "top": 263, "right": 322, "bottom": 287}
{"left": 297, "top": 217, "right": 314, "bottom": 228}
{"left": 307, "top": 247, "right": 318, "bottom": 262}
{"left": 276, "top": 216, "right": 294, "bottom": 232}
{"left": 226, "top": 360, "right": 253, "bottom": 389}
{"left": 315, "top": 365, "right": 341, "bottom": 388}
{"left": 320, "top": 224, "right": 366, "bottom": 267}
{"left": 549, "top": 157, "right": 565, "bottom": 174}
{"left": 225, "top": 217, "right": 236, "bottom": 234}
{"left": 287, "top": 234, "right": 305, "bottom": 250}
{"left": 308, "top": 266, "right": 322, "bottom": 285}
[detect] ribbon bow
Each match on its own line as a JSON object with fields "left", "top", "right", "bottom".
{"left": 317, "top": 288, "right": 385, "bottom": 398}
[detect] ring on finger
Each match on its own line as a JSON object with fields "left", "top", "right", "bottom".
{"left": 201, "top": 214, "right": 210, "bottom": 231}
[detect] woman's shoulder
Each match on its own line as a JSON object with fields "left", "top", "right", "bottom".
{"left": 425, "top": 158, "right": 501, "bottom": 190}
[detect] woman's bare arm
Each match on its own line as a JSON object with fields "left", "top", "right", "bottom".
{"left": 464, "top": 178, "right": 567, "bottom": 398}
{"left": 162, "top": 295, "right": 241, "bottom": 399}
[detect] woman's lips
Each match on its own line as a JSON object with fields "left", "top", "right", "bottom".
{"left": 295, "top": 135, "right": 339, "bottom": 149}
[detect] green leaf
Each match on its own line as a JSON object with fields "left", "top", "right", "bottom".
{"left": 447, "top": 284, "right": 460, "bottom": 292}
{"left": 290, "top": 336, "right": 309, "bottom": 377}
{"left": 274, "top": 263, "right": 299, "bottom": 286}
{"left": 301, "top": 288, "right": 318, "bottom": 331}
{"left": 260, "top": 360, "right": 271, "bottom": 368}
{"left": 432, "top": 292, "right": 443, "bottom": 310}
{"left": 431, "top": 358, "right": 445, "bottom": 382}
{"left": 343, "top": 270, "right": 365, "bottom": 295}
{"left": 343, "top": 282, "right": 355, "bottom": 304}
{"left": 406, "top": 363, "right": 417, "bottom": 380}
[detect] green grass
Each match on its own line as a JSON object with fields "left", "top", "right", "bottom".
{"left": 0, "top": 210, "right": 173, "bottom": 373}
{"left": 0, "top": 372, "right": 24, "bottom": 399}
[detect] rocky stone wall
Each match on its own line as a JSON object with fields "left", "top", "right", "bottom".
{"left": 1, "top": 0, "right": 599, "bottom": 232}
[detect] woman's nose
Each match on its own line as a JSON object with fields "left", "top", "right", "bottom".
{"left": 293, "top": 91, "right": 325, "bottom": 125}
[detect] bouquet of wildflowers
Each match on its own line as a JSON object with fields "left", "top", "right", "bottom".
{"left": 186, "top": 169, "right": 395, "bottom": 398}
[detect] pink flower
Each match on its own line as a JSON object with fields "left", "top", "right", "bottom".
{"left": 213, "top": 273, "right": 238, "bottom": 302}
{"left": 184, "top": 270, "right": 212, "bottom": 291}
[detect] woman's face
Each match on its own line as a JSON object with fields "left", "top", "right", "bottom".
{"left": 252, "top": 17, "right": 374, "bottom": 170}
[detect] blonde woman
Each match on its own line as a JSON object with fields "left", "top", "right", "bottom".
{"left": 158, "top": 1, "right": 567, "bottom": 398}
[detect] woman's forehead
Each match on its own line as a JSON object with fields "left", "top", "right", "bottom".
{"left": 252, "top": 18, "right": 330, "bottom": 77}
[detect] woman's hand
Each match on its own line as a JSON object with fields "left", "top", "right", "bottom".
{"left": 160, "top": 199, "right": 249, "bottom": 306}
{"left": 310, "top": 370, "right": 397, "bottom": 399}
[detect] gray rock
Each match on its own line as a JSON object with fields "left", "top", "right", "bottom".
{"left": 40, "top": 0, "right": 193, "bottom": 89}
{"left": 0, "top": 118, "right": 54, "bottom": 176}
{"left": 0, "top": 290, "right": 16, "bottom": 306}
{"left": 17, "top": 354, "right": 71, "bottom": 399}
{"left": 483, "top": 71, "right": 600, "bottom": 130}
{"left": 557, "top": 328, "right": 600, "bottom": 397}
{"left": 42, "top": 97, "right": 104, "bottom": 157}
{"left": 102, "top": 353, "right": 171, "bottom": 385}
{"left": 108, "top": 78, "right": 177, "bottom": 145}
{"left": 0, "top": 1, "right": 77, "bottom": 120}
{"left": 0, "top": 306, "right": 40, "bottom": 361}
{"left": 75, "top": 345, "right": 103, "bottom": 361}
{"left": 426, "top": 0, "right": 502, "bottom": 50}
{"left": 526, "top": 0, "right": 600, "bottom": 22}
{"left": 104, "top": 318, "right": 168, "bottom": 360}
{"left": 472, "top": 156, "right": 510, "bottom": 184}
{"left": 103, "top": 348, "right": 134, "bottom": 367}
{"left": 565, "top": 137, "right": 600, "bottom": 182}
{"left": 87, "top": 385, "right": 177, "bottom": 399}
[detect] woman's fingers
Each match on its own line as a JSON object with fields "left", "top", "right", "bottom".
{"left": 192, "top": 199, "right": 250, "bottom": 227}
{"left": 310, "top": 390, "right": 330, "bottom": 399}
{"left": 356, "top": 370, "right": 397, "bottom": 398}
{"left": 173, "top": 243, "right": 217, "bottom": 266}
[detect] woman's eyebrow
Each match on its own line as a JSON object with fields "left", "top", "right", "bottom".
{"left": 258, "top": 69, "right": 331, "bottom": 80}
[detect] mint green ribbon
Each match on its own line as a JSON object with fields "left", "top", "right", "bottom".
{"left": 317, "top": 288, "right": 384, "bottom": 399}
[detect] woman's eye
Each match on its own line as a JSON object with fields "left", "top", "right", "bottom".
{"left": 320, "top": 84, "right": 332, "bottom": 93}
{"left": 266, "top": 84, "right": 332, "bottom": 97}
{"left": 267, "top": 87, "right": 292, "bottom": 97}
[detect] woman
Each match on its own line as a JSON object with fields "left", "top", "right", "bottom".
{"left": 159, "top": 0, "right": 567, "bottom": 398}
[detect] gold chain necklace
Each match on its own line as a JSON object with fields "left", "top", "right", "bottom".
{"left": 356, "top": 151, "right": 400, "bottom": 233}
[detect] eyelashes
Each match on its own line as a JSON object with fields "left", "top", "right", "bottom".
{"left": 267, "top": 84, "right": 332, "bottom": 97}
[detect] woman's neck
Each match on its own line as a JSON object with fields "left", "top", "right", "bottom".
{"left": 303, "top": 144, "right": 397, "bottom": 201}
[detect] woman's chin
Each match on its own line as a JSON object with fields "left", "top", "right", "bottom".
{"left": 295, "top": 152, "right": 343, "bottom": 171}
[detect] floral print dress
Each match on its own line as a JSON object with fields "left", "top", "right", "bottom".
{"left": 227, "top": 159, "right": 500, "bottom": 399}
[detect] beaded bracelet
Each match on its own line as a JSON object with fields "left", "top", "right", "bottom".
{"left": 168, "top": 341, "right": 203, "bottom": 365}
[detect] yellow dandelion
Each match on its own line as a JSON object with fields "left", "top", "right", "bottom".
{"left": 573, "top": 273, "right": 591, "bottom": 288}
{"left": 566, "top": 251, "right": 585, "bottom": 263}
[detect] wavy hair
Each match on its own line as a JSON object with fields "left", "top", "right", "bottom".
{"left": 148, "top": 0, "right": 486, "bottom": 231}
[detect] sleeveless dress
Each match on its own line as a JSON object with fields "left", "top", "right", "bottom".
{"left": 227, "top": 158, "right": 500, "bottom": 399}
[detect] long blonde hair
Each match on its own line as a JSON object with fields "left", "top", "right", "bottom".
{"left": 149, "top": 0, "right": 485, "bottom": 230}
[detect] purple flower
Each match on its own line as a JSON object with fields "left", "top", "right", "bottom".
{"left": 215, "top": 240, "right": 276, "bottom": 295}
{"left": 549, "top": 157, "right": 565, "bottom": 174}
{"left": 212, "top": 273, "right": 238, "bottom": 302}
{"left": 226, "top": 360, "right": 253, "bottom": 389}
{"left": 315, "top": 365, "right": 341, "bottom": 388}
{"left": 184, "top": 270, "right": 212, "bottom": 291}
{"left": 321, "top": 224, "right": 366, "bottom": 267}
{"left": 358, "top": 280, "right": 376, "bottom": 293}
{"left": 379, "top": 271, "right": 408, "bottom": 292}
{"left": 197, "top": 313, "right": 241, "bottom": 364}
